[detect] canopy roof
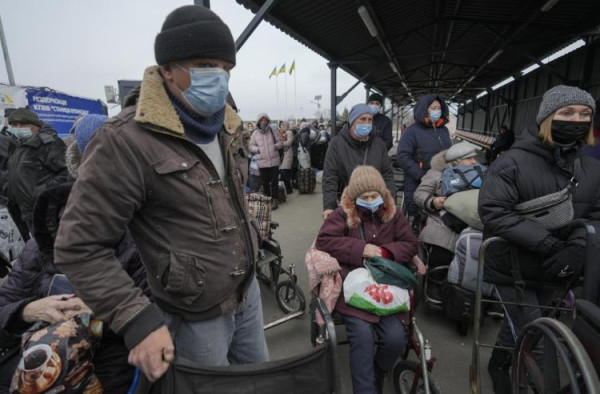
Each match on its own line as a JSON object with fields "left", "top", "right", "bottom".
{"left": 236, "top": 0, "right": 600, "bottom": 106}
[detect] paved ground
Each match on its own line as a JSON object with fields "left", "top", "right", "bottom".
{"left": 259, "top": 181, "right": 500, "bottom": 393}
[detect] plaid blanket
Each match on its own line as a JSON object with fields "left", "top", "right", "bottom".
{"left": 246, "top": 193, "right": 272, "bottom": 240}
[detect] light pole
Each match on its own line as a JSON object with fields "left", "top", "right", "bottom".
{"left": 310, "top": 95, "right": 322, "bottom": 119}
{"left": 0, "top": 14, "right": 15, "bottom": 85}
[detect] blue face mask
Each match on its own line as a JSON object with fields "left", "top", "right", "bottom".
{"left": 368, "top": 104, "right": 380, "bottom": 115}
{"left": 177, "top": 65, "right": 230, "bottom": 117}
{"left": 8, "top": 126, "right": 33, "bottom": 140}
{"left": 429, "top": 110, "right": 442, "bottom": 122}
{"left": 356, "top": 196, "right": 384, "bottom": 212}
{"left": 355, "top": 124, "right": 372, "bottom": 138}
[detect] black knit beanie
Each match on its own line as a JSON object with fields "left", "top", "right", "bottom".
{"left": 367, "top": 93, "right": 383, "bottom": 105}
{"left": 154, "top": 5, "right": 236, "bottom": 66}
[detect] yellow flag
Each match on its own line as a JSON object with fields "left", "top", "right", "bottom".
{"left": 278, "top": 63, "right": 286, "bottom": 74}
{"left": 289, "top": 60, "right": 296, "bottom": 75}
{"left": 269, "top": 66, "right": 277, "bottom": 79}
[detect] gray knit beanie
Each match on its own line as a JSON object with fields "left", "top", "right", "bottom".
{"left": 349, "top": 103, "right": 372, "bottom": 126}
{"left": 536, "top": 85, "right": 596, "bottom": 125}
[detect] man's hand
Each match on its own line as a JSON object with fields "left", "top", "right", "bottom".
{"left": 433, "top": 196, "right": 447, "bottom": 210}
{"left": 363, "top": 244, "right": 383, "bottom": 258}
{"left": 22, "top": 294, "right": 86, "bottom": 324}
{"left": 322, "top": 209, "right": 334, "bottom": 220}
{"left": 128, "top": 325, "right": 174, "bottom": 383}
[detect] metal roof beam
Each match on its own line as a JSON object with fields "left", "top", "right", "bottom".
{"left": 481, "top": 23, "right": 574, "bottom": 83}
{"left": 452, "top": 0, "right": 542, "bottom": 98}
{"left": 235, "top": 0, "right": 280, "bottom": 51}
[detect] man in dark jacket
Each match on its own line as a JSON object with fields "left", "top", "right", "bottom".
{"left": 486, "top": 125, "right": 515, "bottom": 164}
{"left": 322, "top": 103, "right": 396, "bottom": 219}
{"left": 0, "top": 109, "right": 17, "bottom": 204}
{"left": 397, "top": 94, "right": 452, "bottom": 216}
{"left": 54, "top": 5, "right": 266, "bottom": 384}
{"left": 0, "top": 113, "right": 146, "bottom": 392}
{"left": 6, "top": 108, "right": 68, "bottom": 237}
{"left": 367, "top": 93, "right": 393, "bottom": 151}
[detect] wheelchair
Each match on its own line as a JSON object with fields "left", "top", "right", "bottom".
{"left": 469, "top": 236, "right": 594, "bottom": 393}
{"left": 256, "top": 221, "right": 306, "bottom": 315}
{"left": 246, "top": 191, "right": 306, "bottom": 315}
{"left": 132, "top": 298, "right": 341, "bottom": 394}
{"left": 309, "top": 285, "right": 441, "bottom": 393}
{"left": 510, "top": 222, "right": 600, "bottom": 393}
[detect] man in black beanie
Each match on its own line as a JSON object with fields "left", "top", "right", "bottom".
{"left": 55, "top": 5, "right": 267, "bottom": 383}
{"left": 367, "top": 92, "right": 393, "bottom": 151}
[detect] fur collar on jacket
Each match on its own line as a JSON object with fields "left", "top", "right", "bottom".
{"left": 340, "top": 187, "right": 396, "bottom": 229}
{"left": 429, "top": 150, "right": 450, "bottom": 172}
{"left": 133, "top": 66, "right": 241, "bottom": 138}
{"left": 65, "top": 141, "right": 81, "bottom": 180}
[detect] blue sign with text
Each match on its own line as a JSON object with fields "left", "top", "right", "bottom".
{"left": 26, "top": 89, "right": 106, "bottom": 137}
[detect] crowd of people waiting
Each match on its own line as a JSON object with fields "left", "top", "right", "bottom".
{"left": 0, "top": 3, "right": 599, "bottom": 394}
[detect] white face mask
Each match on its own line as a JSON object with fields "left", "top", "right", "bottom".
{"left": 8, "top": 126, "right": 33, "bottom": 140}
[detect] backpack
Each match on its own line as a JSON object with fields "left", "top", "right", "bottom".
{"left": 440, "top": 164, "right": 487, "bottom": 197}
{"left": 447, "top": 227, "right": 492, "bottom": 296}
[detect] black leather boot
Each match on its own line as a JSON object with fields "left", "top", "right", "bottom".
{"left": 488, "top": 347, "right": 512, "bottom": 393}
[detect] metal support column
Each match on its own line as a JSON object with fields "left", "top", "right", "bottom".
{"left": 235, "top": 0, "right": 279, "bottom": 51}
{"left": 0, "top": 15, "right": 15, "bottom": 86}
{"left": 329, "top": 63, "right": 338, "bottom": 137}
{"left": 365, "top": 85, "right": 371, "bottom": 103}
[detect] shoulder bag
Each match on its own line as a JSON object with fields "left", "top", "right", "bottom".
{"left": 514, "top": 158, "right": 580, "bottom": 230}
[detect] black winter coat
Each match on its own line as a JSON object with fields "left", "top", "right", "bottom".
{"left": 322, "top": 126, "right": 396, "bottom": 211}
{"left": 478, "top": 125, "right": 600, "bottom": 284}
{"left": 6, "top": 126, "right": 68, "bottom": 224}
{"left": 0, "top": 129, "right": 16, "bottom": 204}
{"left": 373, "top": 113, "right": 393, "bottom": 151}
{"left": 396, "top": 95, "right": 452, "bottom": 208}
{"left": 0, "top": 183, "right": 148, "bottom": 392}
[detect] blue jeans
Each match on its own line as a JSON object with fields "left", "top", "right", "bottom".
{"left": 343, "top": 315, "right": 407, "bottom": 394}
{"left": 163, "top": 277, "right": 268, "bottom": 365}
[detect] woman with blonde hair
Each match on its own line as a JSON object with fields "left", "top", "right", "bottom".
{"left": 479, "top": 85, "right": 600, "bottom": 393}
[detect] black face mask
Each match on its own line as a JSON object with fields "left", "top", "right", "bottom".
{"left": 550, "top": 120, "right": 590, "bottom": 144}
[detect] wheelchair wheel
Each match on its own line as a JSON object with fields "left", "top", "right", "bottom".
{"left": 393, "top": 360, "right": 441, "bottom": 394}
{"left": 513, "top": 317, "right": 600, "bottom": 393}
{"left": 275, "top": 280, "right": 306, "bottom": 314}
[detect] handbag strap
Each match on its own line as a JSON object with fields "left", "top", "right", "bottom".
{"left": 569, "top": 158, "right": 581, "bottom": 191}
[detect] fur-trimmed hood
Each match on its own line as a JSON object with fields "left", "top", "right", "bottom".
{"left": 429, "top": 149, "right": 450, "bottom": 172}
{"left": 65, "top": 141, "right": 82, "bottom": 180}
{"left": 339, "top": 187, "right": 396, "bottom": 229}
{"left": 132, "top": 66, "right": 241, "bottom": 138}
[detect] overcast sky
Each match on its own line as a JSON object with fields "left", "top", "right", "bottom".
{"left": 0, "top": 0, "right": 372, "bottom": 121}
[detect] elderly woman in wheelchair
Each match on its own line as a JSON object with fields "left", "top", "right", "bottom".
{"left": 315, "top": 165, "right": 423, "bottom": 394}
{"left": 413, "top": 141, "right": 484, "bottom": 304}
{"left": 478, "top": 85, "right": 600, "bottom": 393}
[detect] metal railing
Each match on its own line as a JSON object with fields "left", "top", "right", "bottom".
{"left": 454, "top": 130, "right": 495, "bottom": 149}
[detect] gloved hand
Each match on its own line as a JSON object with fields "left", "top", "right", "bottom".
{"left": 541, "top": 244, "right": 585, "bottom": 282}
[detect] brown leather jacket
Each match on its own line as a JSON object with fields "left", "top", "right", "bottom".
{"left": 54, "top": 66, "right": 259, "bottom": 349}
